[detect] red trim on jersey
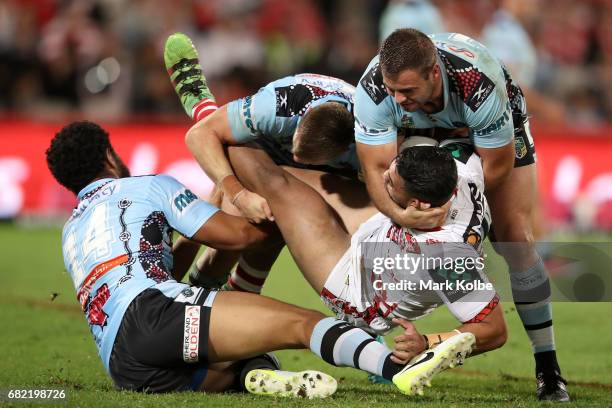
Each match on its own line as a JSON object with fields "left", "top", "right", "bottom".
{"left": 464, "top": 294, "right": 500, "bottom": 324}
{"left": 77, "top": 254, "right": 129, "bottom": 310}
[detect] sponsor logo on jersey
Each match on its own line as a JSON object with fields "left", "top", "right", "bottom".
{"left": 472, "top": 109, "right": 511, "bottom": 137}
{"left": 174, "top": 189, "right": 197, "bottom": 211}
{"left": 241, "top": 95, "right": 257, "bottom": 135}
{"left": 183, "top": 305, "right": 201, "bottom": 363}
{"left": 360, "top": 62, "right": 387, "bottom": 105}
{"left": 515, "top": 135, "right": 527, "bottom": 159}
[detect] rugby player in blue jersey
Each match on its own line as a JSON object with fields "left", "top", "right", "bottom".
{"left": 353, "top": 28, "right": 568, "bottom": 401}
{"left": 164, "top": 33, "right": 375, "bottom": 294}
{"left": 46, "top": 121, "right": 470, "bottom": 397}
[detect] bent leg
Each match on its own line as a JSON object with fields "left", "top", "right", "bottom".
{"left": 228, "top": 144, "right": 351, "bottom": 293}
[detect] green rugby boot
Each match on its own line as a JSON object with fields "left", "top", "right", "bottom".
{"left": 164, "top": 32, "right": 216, "bottom": 120}
{"left": 392, "top": 332, "right": 475, "bottom": 396}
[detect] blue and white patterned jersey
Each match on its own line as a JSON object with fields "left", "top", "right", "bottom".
{"left": 61, "top": 175, "right": 219, "bottom": 373}
{"left": 355, "top": 33, "right": 523, "bottom": 149}
{"left": 227, "top": 73, "right": 360, "bottom": 172}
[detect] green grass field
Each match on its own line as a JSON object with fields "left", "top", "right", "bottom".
{"left": 1, "top": 224, "right": 611, "bottom": 407}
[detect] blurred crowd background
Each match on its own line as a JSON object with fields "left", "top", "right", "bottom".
{"left": 1, "top": 0, "right": 612, "bottom": 126}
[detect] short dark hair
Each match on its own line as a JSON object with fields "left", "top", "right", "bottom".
{"left": 293, "top": 102, "right": 354, "bottom": 162}
{"left": 395, "top": 146, "right": 457, "bottom": 207}
{"left": 380, "top": 28, "right": 437, "bottom": 78}
{"left": 46, "top": 121, "right": 112, "bottom": 194}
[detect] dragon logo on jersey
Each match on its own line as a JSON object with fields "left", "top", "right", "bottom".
{"left": 359, "top": 62, "right": 387, "bottom": 105}
{"left": 438, "top": 50, "right": 494, "bottom": 112}
{"left": 86, "top": 283, "right": 110, "bottom": 327}
{"left": 274, "top": 84, "right": 351, "bottom": 117}
{"left": 139, "top": 211, "right": 172, "bottom": 284}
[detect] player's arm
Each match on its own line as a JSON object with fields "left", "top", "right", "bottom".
{"left": 171, "top": 236, "right": 201, "bottom": 281}
{"left": 171, "top": 215, "right": 277, "bottom": 282}
{"left": 152, "top": 175, "right": 278, "bottom": 281}
{"left": 476, "top": 143, "right": 515, "bottom": 191}
{"left": 469, "top": 85, "right": 516, "bottom": 191}
{"left": 185, "top": 105, "right": 273, "bottom": 223}
{"left": 357, "top": 142, "right": 449, "bottom": 228}
{"left": 390, "top": 302, "right": 506, "bottom": 364}
{"left": 189, "top": 210, "right": 277, "bottom": 251}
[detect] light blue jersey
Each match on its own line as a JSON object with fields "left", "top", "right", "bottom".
{"left": 227, "top": 73, "right": 360, "bottom": 172}
{"left": 61, "top": 175, "right": 219, "bottom": 373}
{"left": 355, "top": 33, "right": 524, "bottom": 149}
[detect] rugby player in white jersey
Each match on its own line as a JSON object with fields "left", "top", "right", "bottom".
{"left": 47, "top": 121, "right": 481, "bottom": 397}
{"left": 353, "top": 28, "right": 568, "bottom": 401}
{"left": 222, "top": 137, "right": 508, "bottom": 396}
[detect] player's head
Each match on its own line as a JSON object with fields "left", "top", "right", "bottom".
{"left": 384, "top": 146, "right": 457, "bottom": 208}
{"left": 46, "top": 121, "right": 130, "bottom": 194}
{"left": 292, "top": 102, "right": 354, "bottom": 165}
{"left": 379, "top": 28, "right": 441, "bottom": 112}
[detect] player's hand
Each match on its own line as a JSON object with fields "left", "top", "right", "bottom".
{"left": 233, "top": 189, "right": 274, "bottom": 224}
{"left": 207, "top": 184, "right": 224, "bottom": 208}
{"left": 390, "top": 318, "right": 427, "bottom": 364}
{"left": 394, "top": 200, "right": 451, "bottom": 229}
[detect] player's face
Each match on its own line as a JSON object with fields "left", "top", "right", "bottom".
{"left": 383, "top": 64, "right": 440, "bottom": 113}
{"left": 383, "top": 159, "right": 411, "bottom": 207}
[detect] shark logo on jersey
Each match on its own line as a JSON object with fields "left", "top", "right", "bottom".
{"left": 360, "top": 63, "right": 387, "bottom": 105}
{"left": 438, "top": 50, "right": 495, "bottom": 112}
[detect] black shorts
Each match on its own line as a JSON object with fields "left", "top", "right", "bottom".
{"left": 255, "top": 138, "right": 359, "bottom": 179}
{"left": 109, "top": 287, "right": 216, "bottom": 393}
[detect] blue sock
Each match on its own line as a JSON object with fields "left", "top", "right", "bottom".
{"left": 309, "top": 317, "right": 402, "bottom": 380}
{"left": 510, "top": 258, "right": 559, "bottom": 373}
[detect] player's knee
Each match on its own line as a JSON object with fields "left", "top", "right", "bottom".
{"left": 259, "top": 167, "right": 292, "bottom": 199}
{"left": 490, "top": 320, "right": 508, "bottom": 351}
{"left": 492, "top": 213, "right": 534, "bottom": 244}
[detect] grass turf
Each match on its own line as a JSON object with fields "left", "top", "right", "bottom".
{"left": 0, "top": 224, "right": 611, "bottom": 407}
